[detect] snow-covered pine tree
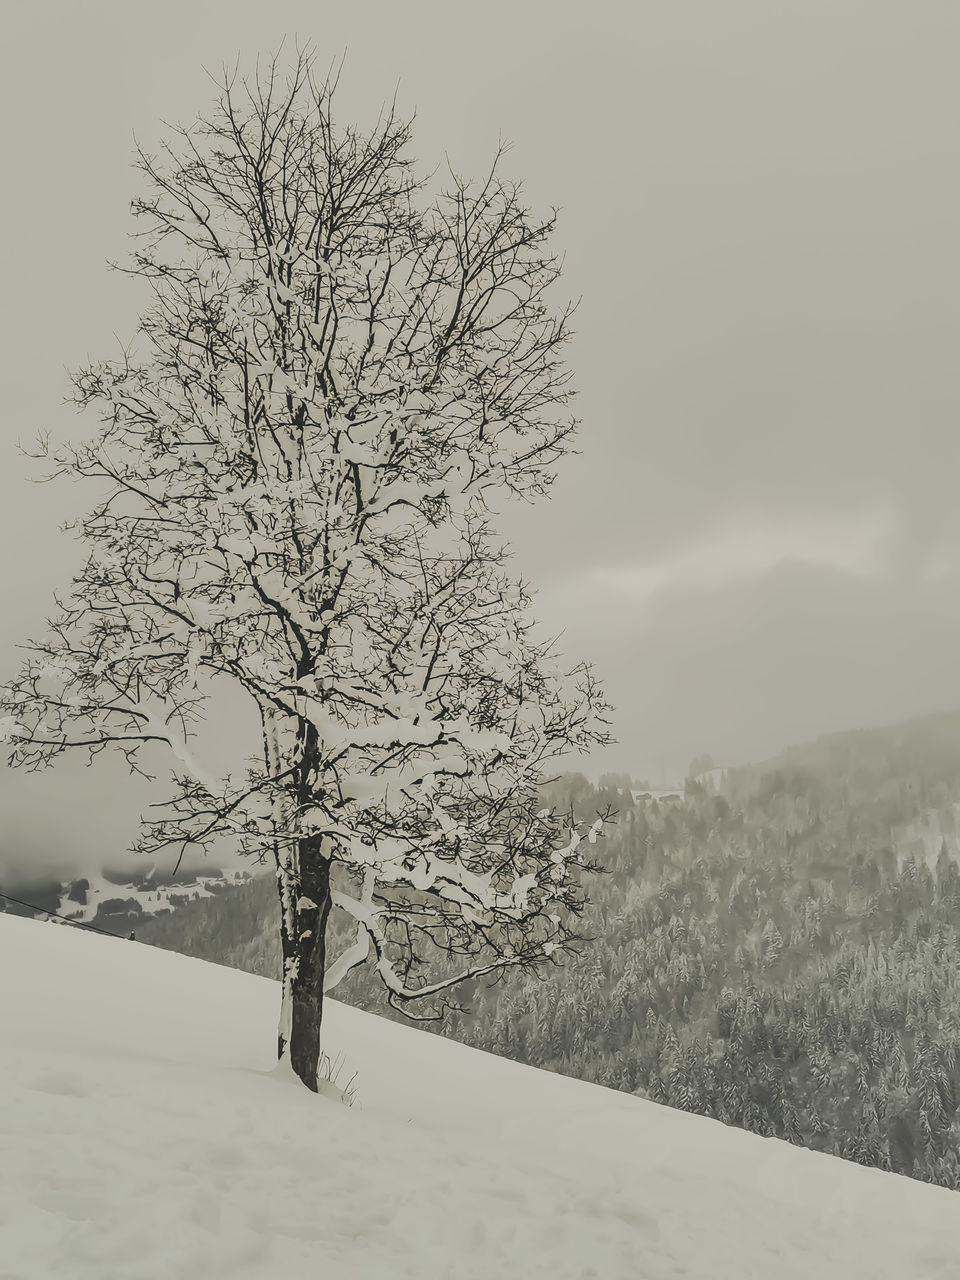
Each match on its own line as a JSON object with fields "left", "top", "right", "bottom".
{"left": 0, "top": 51, "right": 611, "bottom": 1090}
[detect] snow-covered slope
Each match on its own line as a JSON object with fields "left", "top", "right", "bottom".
{"left": 2, "top": 917, "right": 959, "bottom": 1280}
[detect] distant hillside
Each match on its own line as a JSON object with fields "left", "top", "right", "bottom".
{"left": 140, "top": 866, "right": 279, "bottom": 972}
{"left": 738, "top": 710, "right": 960, "bottom": 802}
{"left": 138, "top": 711, "right": 960, "bottom": 1192}
{"left": 0, "top": 865, "right": 252, "bottom": 936}
{"left": 725, "top": 710, "right": 960, "bottom": 872}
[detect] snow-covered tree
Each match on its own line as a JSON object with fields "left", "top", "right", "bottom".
{"left": 0, "top": 52, "right": 611, "bottom": 1089}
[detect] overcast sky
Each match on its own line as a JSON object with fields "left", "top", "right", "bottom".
{"left": 2, "top": 1, "right": 959, "bottom": 876}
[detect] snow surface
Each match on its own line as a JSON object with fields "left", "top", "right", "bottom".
{"left": 2, "top": 916, "right": 959, "bottom": 1279}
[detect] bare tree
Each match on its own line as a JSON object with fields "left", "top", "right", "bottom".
{"left": 0, "top": 51, "right": 611, "bottom": 1090}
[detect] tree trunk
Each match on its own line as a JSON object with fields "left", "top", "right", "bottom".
{"left": 278, "top": 835, "right": 333, "bottom": 1091}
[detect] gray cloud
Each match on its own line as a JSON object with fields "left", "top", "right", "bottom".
{"left": 537, "top": 558, "right": 960, "bottom": 781}
{"left": 1, "top": 1, "right": 958, "bottom": 872}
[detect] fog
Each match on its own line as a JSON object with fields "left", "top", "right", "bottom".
{"left": 2, "top": 1, "right": 958, "bottom": 875}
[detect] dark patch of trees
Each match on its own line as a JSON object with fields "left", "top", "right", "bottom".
{"left": 141, "top": 714, "right": 960, "bottom": 1190}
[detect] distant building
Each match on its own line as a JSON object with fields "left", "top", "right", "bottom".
{"left": 631, "top": 787, "right": 684, "bottom": 804}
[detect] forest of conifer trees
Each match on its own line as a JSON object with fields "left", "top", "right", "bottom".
{"left": 140, "top": 713, "right": 960, "bottom": 1191}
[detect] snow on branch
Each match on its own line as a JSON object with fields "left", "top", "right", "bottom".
{"left": 1, "top": 49, "right": 613, "bottom": 1063}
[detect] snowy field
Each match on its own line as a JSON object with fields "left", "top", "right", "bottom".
{"left": 2, "top": 915, "right": 959, "bottom": 1279}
